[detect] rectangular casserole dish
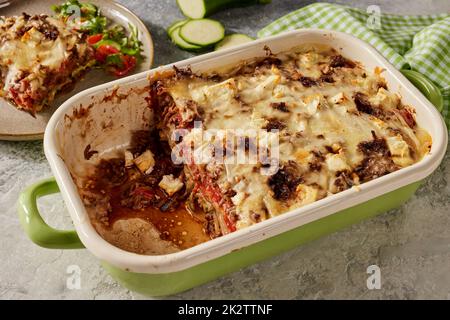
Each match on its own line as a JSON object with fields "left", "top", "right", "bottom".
{"left": 18, "top": 29, "right": 447, "bottom": 296}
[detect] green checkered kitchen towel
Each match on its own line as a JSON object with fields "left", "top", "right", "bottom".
{"left": 258, "top": 2, "right": 450, "bottom": 128}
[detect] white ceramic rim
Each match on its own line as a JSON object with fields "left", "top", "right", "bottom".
{"left": 44, "top": 29, "right": 448, "bottom": 274}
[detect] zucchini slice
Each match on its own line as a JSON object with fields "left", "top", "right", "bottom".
{"left": 170, "top": 27, "right": 202, "bottom": 51}
{"left": 167, "top": 19, "right": 188, "bottom": 36}
{"left": 177, "top": 0, "right": 272, "bottom": 19}
{"left": 179, "top": 19, "right": 224, "bottom": 47}
{"left": 214, "top": 34, "right": 254, "bottom": 51}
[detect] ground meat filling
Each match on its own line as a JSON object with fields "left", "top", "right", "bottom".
{"left": 333, "top": 171, "right": 355, "bottom": 192}
{"left": 268, "top": 161, "right": 303, "bottom": 201}
{"left": 319, "top": 74, "right": 335, "bottom": 83}
{"left": 122, "top": 133, "right": 184, "bottom": 210}
{"left": 300, "top": 76, "right": 318, "bottom": 87}
{"left": 258, "top": 56, "right": 283, "bottom": 68}
{"left": 150, "top": 80, "right": 202, "bottom": 133}
{"left": 329, "top": 55, "right": 356, "bottom": 68}
{"left": 96, "top": 158, "right": 127, "bottom": 187}
{"left": 355, "top": 132, "right": 399, "bottom": 182}
{"left": 173, "top": 65, "right": 196, "bottom": 80}
{"left": 354, "top": 92, "right": 377, "bottom": 115}
{"left": 85, "top": 131, "right": 184, "bottom": 214}
{"left": 271, "top": 101, "right": 289, "bottom": 112}
{"left": 264, "top": 118, "right": 286, "bottom": 131}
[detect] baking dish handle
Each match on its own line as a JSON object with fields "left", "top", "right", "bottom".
{"left": 400, "top": 69, "right": 444, "bottom": 112}
{"left": 17, "top": 178, "right": 85, "bottom": 249}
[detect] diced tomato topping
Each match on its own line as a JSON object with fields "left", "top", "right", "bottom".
{"left": 87, "top": 34, "right": 103, "bottom": 45}
{"left": 90, "top": 41, "right": 136, "bottom": 77}
{"left": 111, "top": 55, "right": 136, "bottom": 77}
{"left": 94, "top": 44, "right": 120, "bottom": 63}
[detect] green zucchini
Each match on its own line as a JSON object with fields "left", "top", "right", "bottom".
{"left": 177, "top": 0, "right": 271, "bottom": 19}
{"left": 214, "top": 33, "right": 254, "bottom": 51}
{"left": 170, "top": 27, "right": 202, "bottom": 51}
{"left": 167, "top": 19, "right": 188, "bottom": 36}
{"left": 179, "top": 19, "right": 224, "bottom": 47}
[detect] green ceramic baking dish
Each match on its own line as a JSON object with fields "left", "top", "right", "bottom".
{"left": 18, "top": 29, "right": 447, "bottom": 296}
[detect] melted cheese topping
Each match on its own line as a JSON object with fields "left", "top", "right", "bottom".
{"left": 159, "top": 44, "right": 432, "bottom": 230}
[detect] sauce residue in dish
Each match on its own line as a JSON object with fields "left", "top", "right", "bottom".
{"left": 108, "top": 186, "right": 210, "bottom": 250}
{"left": 82, "top": 130, "right": 211, "bottom": 250}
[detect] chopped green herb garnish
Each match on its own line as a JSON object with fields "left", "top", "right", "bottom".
{"left": 106, "top": 53, "right": 124, "bottom": 67}
{"left": 52, "top": 0, "right": 143, "bottom": 76}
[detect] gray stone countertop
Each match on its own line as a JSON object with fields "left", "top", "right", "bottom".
{"left": 1, "top": 0, "right": 449, "bottom": 299}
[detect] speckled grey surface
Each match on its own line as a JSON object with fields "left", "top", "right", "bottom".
{"left": 1, "top": 0, "right": 450, "bottom": 300}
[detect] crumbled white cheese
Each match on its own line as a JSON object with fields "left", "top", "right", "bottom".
{"left": 236, "top": 212, "right": 253, "bottom": 229}
{"left": 134, "top": 150, "right": 155, "bottom": 174}
{"left": 386, "top": 135, "right": 410, "bottom": 158}
{"left": 325, "top": 152, "right": 350, "bottom": 172}
{"left": 371, "top": 117, "right": 389, "bottom": 131}
{"left": 330, "top": 92, "right": 346, "bottom": 105}
{"left": 331, "top": 143, "right": 342, "bottom": 153}
{"left": 294, "top": 148, "right": 312, "bottom": 165}
{"left": 231, "top": 192, "right": 246, "bottom": 206}
{"left": 295, "top": 118, "right": 308, "bottom": 132}
{"left": 273, "top": 84, "right": 288, "bottom": 99}
{"left": 263, "top": 195, "right": 284, "bottom": 217}
{"left": 158, "top": 174, "right": 184, "bottom": 196}
{"left": 124, "top": 151, "right": 134, "bottom": 168}
{"left": 232, "top": 180, "right": 245, "bottom": 193}
{"left": 204, "top": 78, "right": 236, "bottom": 108}
{"left": 370, "top": 88, "right": 400, "bottom": 110}
{"left": 295, "top": 184, "right": 318, "bottom": 205}
{"left": 247, "top": 74, "right": 280, "bottom": 102}
{"left": 303, "top": 95, "right": 321, "bottom": 116}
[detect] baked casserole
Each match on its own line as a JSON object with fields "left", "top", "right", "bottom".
{"left": 80, "top": 44, "right": 432, "bottom": 254}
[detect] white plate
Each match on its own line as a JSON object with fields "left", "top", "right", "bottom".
{"left": 0, "top": 0, "right": 153, "bottom": 141}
